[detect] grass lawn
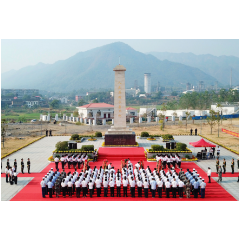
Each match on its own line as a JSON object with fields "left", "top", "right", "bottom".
{"left": 1, "top": 112, "right": 41, "bottom": 120}
{"left": 1, "top": 136, "right": 40, "bottom": 157}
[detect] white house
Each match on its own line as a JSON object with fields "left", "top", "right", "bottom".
{"left": 25, "top": 99, "right": 39, "bottom": 108}
{"left": 126, "top": 107, "right": 138, "bottom": 117}
{"left": 76, "top": 103, "right": 114, "bottom": 120}
{"left": 60, "top": 97, "right": 68, "bottom": 104}
{"left": 211, "top": 103, "right": 239, "bottom": 115}
{"left": 139, "top": 107, "right": 157, "bottom": 117}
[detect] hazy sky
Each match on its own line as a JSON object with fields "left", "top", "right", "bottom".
{"left": 1, "top": 39, "right": 239, "bottom": 73}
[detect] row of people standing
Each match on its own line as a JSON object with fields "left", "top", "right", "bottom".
{"left": 216, "top": 158, "right": 238, "bottom": 174}
{"left": 45, "top": 129, "right": 53, "bottom": 136}
{"left": 5, "top": 166, "right": 18, "bottom": 184}
{"left": 2, "top": 158, "right": 31, "bottom": 174}
{"left": 54, "top": 154, "right": 88, "bottom": 170}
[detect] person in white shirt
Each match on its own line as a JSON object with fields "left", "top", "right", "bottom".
{"left": 130, "top": 177, "right": 136, "bottom": 198}
{"left": 109, "top": 179, "right": 115, "bottom": 197}
{"left": 150, "top": 178, "right": 157, "bottom": 198}
{"left": 81, "top": 178, "right": 87, "bottom": 198}
{"left": 67, "top": 179, "right": 73, "bottom": 197}
{"left": 122, "top": 177, "right": 128, "bottom": 197}
{"left": 75, "top": 179, "right": 81, "bottom": 198}
{"left": 13, "top": 171, "right": 18, "bottom": 185}
{"left": 8, "top": 168, "right": 13, "bottom": 183}
{"left": 5, "top": 166, "right": 9, "bottom": 183}
{"left": 61, "top": 179, "right": 67, "bottom": 198}
{"left": 88, "top": 180, "right": 94, "bottom": 198}
{"left": 60, "top": 156, "right": 65, "bottom": 169}
{"left": 116, "top": 177, "right": 121, "bottom": 197}
{"left": 157, "top": 179, "right": 163, "bottom": 198}
{"left": 178, "top": 179, "right": 184, "bottom": 198}
{"left": 40, "top": 177, "right": 47, "bottom": 198}
{"left": 54, "top": 156, "right": 59, "bottom": 170}
{"left": 95, "top": 177, "right": 102, "bottom": 197}
{"left": 165, "top": 179, "right": 171, "bottom": 198}
{"left": 143, "top": 179, "right": 149, "bottom": 198}
{"left": 207, "top": 167, "right": 212, "bottom": 183}
{"left": 137, "top": 180, "right": 143, "bottom": 197}
{"left": 135, "top": 162, "right": 140, "bottom": 169}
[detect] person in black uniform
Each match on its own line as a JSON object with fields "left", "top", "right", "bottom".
{"left": 223, "top": 159, "right": 226, "bottom": 174}
{"left": 190, "top": 129, "right": 193, "bottom": 135}
{"left": 14, "top": 159, "right": 17, "bottom": 172}
{"left": 6, "top": 159, "right": 10, "bottom": 168}
{"left": 21, "top": 159, "right": 24, "bottom": 174}
{"left": 49, "top": 129, "right": 52, "bottom": 136}
{"left": 212, "top": 147, "right": 215, "bottom": 159}
{"left": 46, "top": 129, "right": 48, "bottom": 136}
{"left": 195, "top": 128, "right": 197, "bottom": 135}
{"left": 216, "top": 158, "right": 219, "bottom": 173}
{"left": 231, "top": 159, "right": 234, "bottom": 174}
{"left": 27, "top": 158, "right": 31, "bottom": 173}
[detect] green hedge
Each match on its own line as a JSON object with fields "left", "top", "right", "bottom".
{"left": 70, "top": 134, "right": 81, "bottom": 140}
{"left": 162, "top": 134, "right": 173, "bottom": 139}
{"left": 95, "top": 131, "right": 102, "bottom": 137}
{"left": 141, "top": 132, "right": 149, "bottom": 137}
{"left": 151, "top": 145, "right": 165, "bottom": 151}
{"left": 55, "top": 141, "right": 69, "bottom": 151}
{"left": 81, "top": 145, "right": 94, "bottom": 151}
{"left": 176, "top": 143, "right": 187, "bottom": 151}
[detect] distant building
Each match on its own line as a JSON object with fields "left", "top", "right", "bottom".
{"left": 75, "top": 95, "right": 84, "bottom": 102}
{"left": 60, "top": 97, "right": 68, "bottom": 104}
{"left": 76, "top": 103, "right": 114, "bottom": 119}
{"left": 211, "top": 103, "right": 239, "bottom": 115}
{"left": 11, "top": 99, "right": 24, "bottom": 108}
{"left": 144, "top": 73, "right": 151, "bottom": 94}
{"left": 125, "top": 88, "right": 140, "bottom": 97}
{"left": 1, "top": 89, "right": 39, "bottom": 98}
{"left": 126, "top": 107, "right": 138, "bottom": 117}
{"left": 25, "top": 98, "right": 40, "bottom": 108}
{"left": 186, "top": 83, "right": 191, "bottom": 90}
{"left": 182, "top": 89, "right": 195, "bottom": 94}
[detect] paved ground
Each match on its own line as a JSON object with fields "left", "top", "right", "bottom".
{"left": 1, "top": 177, "right": 33, "bottom": 201}
{"left": 212, "top": 177, "right": 239, "bottom": 200}
{"left": 1, "top": 135, "right": 238, "bottom": 201}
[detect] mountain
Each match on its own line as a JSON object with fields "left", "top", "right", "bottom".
{"left": 148, "top": 52, "right": 239, "bottom": 86}
{"left": 1, "top": 42, "right": 217, "bottom": 92}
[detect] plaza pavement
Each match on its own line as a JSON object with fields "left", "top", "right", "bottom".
{"left": 1, "top": 135, "right": 239, "bottom": 201}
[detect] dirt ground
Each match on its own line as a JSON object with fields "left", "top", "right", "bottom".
{"left": 1, "top": 136, "right": 40, "bottom": 157}
{"left": 3, "top": 118, "right": 239, "bottom": 156}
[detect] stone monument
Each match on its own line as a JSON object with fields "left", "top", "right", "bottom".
{"left": 105, "top": 64, "right": 136, "bottom": 145}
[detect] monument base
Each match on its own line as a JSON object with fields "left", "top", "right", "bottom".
{"left": 105, "top": 133, "right": 136, "bottom": 146}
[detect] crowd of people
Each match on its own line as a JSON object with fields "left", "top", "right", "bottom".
{"left": 3, "top": 158, "right": 31, "bottom": 185}
{"left": 40, "top": 159, "right": 207, "bottom": 199}
{"left": 53, "top": 153, "right": 91, "bottom": 170}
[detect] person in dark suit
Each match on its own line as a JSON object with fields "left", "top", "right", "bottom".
{"left": 231, "top": 159, "right": 234, "bottom": 174}
{"left": 14, "top": 159, "right": 17, "bottom": 172}
{"left": 223, "top": 159, "right": 226, "bottom": 174}
{"left": 49, "top": 129, "right": 52, "bottom": 136}
{"left": 27, "top": 158, "right": 31, "bottom": 174}
{"left": 21, "top": 159, "right": 24, "bottom": 174}
{"left": 46, "top": 129, "right": 48, "bottom": 136}
{"left": 6, "top": 159, "right": 10, "bottom": 168}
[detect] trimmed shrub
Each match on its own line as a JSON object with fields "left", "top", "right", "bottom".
{"left": 176, "top": 143, "right": 187, "bottom": 151}
{"left": 55, "top": 141, "right": 68, "bottom": 151}
{"left": 151, "top": 145, "right": 165, "bottom": 151}
{"left": 95, "top": 131, "right": 102, "bottom": 137}
{"left": 162, "top": 134, "right": 173, "bottom": 139}
{"left": 70, "top": 134, "right": 80, "bottom": 140}
{"left": 141, "top": 132, "right": 149, "bottom": 137}
{"left": 81, "top": 145, "right": 94, "bottom": 151}
{"left": 185, "top": 154, "right": 190, "bottom": 158}
{"left": 87, "top": 154, "right": 92, "bottom": 159}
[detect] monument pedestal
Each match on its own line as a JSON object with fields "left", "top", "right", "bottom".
{"left": 105, "top": 132, "right": 136, "bottom": 146}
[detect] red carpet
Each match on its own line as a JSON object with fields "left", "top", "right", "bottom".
{"left": 11, "top": 159, "right": 237, "bottom": 201}
{"left": 211, "top": 172, "right": 239, "bottom": 177}
{"left": 97, "top": 147, "right": 146, "bottom": 162}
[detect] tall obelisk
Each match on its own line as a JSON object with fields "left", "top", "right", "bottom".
{"left": 105, "top": 64, "right": 135, "bottom": 145}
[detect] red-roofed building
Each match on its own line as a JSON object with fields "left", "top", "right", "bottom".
{"left": 76, "top": 103, "right": 114, "bottom": 120}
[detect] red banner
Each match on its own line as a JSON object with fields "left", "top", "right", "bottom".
{"left": 222, "top": 128, "right": 239, "bottom": 138}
